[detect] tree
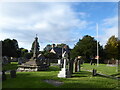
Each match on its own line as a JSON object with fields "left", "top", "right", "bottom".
{"left": 2, "top": 38, "right": 19, "bottom": 57}
{"left": 104, "top": 35, "right": 119, "bottom": 60}
{"left": 71, "top": 35, "right": 103, "bottom": 62}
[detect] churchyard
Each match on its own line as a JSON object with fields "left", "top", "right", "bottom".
{"left": 2, "top": 62, "right": 119, "bottom": 89}
{"left": 2, "top": 35, "right": 120, "bottom": 89}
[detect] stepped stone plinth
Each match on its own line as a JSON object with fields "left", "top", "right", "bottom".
{"left": 17, "top": 35, "right": 49, "bottom": 72}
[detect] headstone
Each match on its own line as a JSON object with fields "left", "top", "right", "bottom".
{"left": 10, "top": 70, "right": 16, "bottom": 78}
{"left": 77, "top": 60, "right": 80, "bottom": 72}
{"left": 58, "top": 51, "right": 71, "bottom": 78}
{"left": 58, "top": 59, "right": 61, "bottom": 65}
{"left": 92, "top": 69, "right": 97, "bottom": 76}
{"left": 75, "top": 60, "right": 78, "bottom": 72}
{"left": 2, "top": 71, "right": 6, "bottom": 81}
{"left": 69, "top": 59, "right": 74, "bottom": 74}
{"left": 18, "top": 58, "right": 22, "bottom": 65}
{"left": 2, "top": 56, "right": 9, "bottom": 65}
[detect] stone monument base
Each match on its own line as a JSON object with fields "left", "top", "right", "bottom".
{"left": 58, "top": 68, "right": 71, "bottom": 78}
{"left": 17, "top": 59, "right": 49, "bottom": 72}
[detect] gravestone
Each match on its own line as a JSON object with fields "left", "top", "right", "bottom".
{"left": 18, "top": 58, "right": 22, "bottom": 65}
{"left": 69, "top": 59, "right": 74, "bottom": 74}
{"left": 10, "top": 70, "right": 16, "bottom": 78}
{"left": 2, "top": 71, "right": 6, "bottom": 81}
{"left": 73, "top": 56, "right": 82, "bottom": 73}
{"left": 92, "top": 69, "right": 97, "bottom": 76}
{"left": 58, "top": 51, "right": 71, "bottom": 78}
{"left": 2, "top": 56, "right": 9, "bottom": 65}
{"left": 58, "top": 59, "right": 61, "bottom": 65}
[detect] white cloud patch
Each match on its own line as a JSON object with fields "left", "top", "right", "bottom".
{"left": 99, "top": 15, "right": 118, "bottom": 47}
{"left": 0, "top": 2, "right": 89, "bottom": 50}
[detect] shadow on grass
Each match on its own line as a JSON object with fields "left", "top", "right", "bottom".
{"left": 3, "top": 71, "right": 118, "bottom": 88}
{"left": 110, "top": 73, "right": 120, "bottom": 77}
{"left": 3, "top": 63, "right": 18, "bottom": 71}
{"left": 96, "top": 74, "right": 118, "bottom": 80}
{"left": 3, "top": 72, "right": 57, "bottom": 88}
{"left": 72, "top": 71, "right": 92, "bottom": 78}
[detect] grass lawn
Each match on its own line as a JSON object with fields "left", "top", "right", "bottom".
{"left": 2, "top": 62, "right": 18, "bottom": 71}
{"left": 81, "top": 63, "right": 119, "bottom": 76}
{"left": 2, "top": 65, "right": 119, "bottom": 88}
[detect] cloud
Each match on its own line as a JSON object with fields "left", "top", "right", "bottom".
{"left": 99, "top": 15, "right": 118, "bottom": 47}
{"left": 0, "top": 2, "right": 89, "bottom": 50}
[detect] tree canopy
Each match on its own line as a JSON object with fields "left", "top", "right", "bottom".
{"left": 104, "top": 35, "right": 119, "bottom": 60}
{"left": 2, "top": 38, "right": 19, "bottom": 57}
{"left": 70, "top": 35, "right": 103, "bottom": 62}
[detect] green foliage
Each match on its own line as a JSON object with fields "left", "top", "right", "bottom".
{"left": 24, "top": 52, "right": 33, "bottom": 59}
{"left": 71, "top": 35, "right": 103, "bottom": 62}
{"left": 44, "top": 52, "right": 58, "bottom": 59}
{"left": 104, "top": 35, "right": 119, "bottom": 60}
{"left": 2, "top": 62, "right": 18, "bottom": 71}
{"left": 19, "top": 48, "right": 32, "bottom": 59}
{"left": 2, "top": 38, "right": 19, "bottom": 57}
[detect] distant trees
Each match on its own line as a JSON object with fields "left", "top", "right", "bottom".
{"left": 2, "top": 39, "right": 19, "bottom": 57}
{"left": 2, "top": 35, "right": 120, "bottom": 63}
{"left": 70, "top": 35, "right": 104, "bottom": 63}
{"left": 104, "top": 35, "right": 119, "bottom": 60}
{"left": 19, "top": 48, "right": 32, "bottom": 59}
{"left": 2, "top": 38, "right": 33, "bottom": 59}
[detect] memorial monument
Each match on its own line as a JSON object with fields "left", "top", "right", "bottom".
{"left": 58, "top": 46, "right": 71, "bottom": 78}
{"left": 17, "top": 35, "right": 49, "bottom": 72}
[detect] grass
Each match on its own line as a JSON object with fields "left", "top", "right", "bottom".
{"left": 2, "top": 65, "right": 119, "bottom": 88}
{"left": 2, "top": 62, "right": 18, "bottom": 71}
{"left": 81, "top": 63, "right": 119, "bottom": 76}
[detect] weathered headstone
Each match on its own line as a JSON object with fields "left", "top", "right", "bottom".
{"left": 92, "top": 69, "right": 97, "bottom": 76}
{"left": 58, "top": 59, "right": 61, "bottom": 65}
{"left": 69, "top": 59, "right": 74, "bottom": 74}
{"left": 2, "top": 71, "right": 6, "bottom": 81}
{"left": 10, "top": 70, "right": 16, "bottom": 78}
{"left": 75, "top": 60, "right": 78, "bottom": 72}
{"left": 58, "top": 51, "right": 71, "bottom": 78}
{"left": 18, "top": 58, "right": 22, "bottom": 65}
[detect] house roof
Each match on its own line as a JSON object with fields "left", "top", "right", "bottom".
{"left": 50, "top": 47, "right": 70, "bottom": 55}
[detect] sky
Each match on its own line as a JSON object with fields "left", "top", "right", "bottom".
{"left": 0, "top": 2, "right": 118, "bottom": 50}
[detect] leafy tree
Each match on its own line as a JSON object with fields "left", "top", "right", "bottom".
{"left": 71, "top": 35, "right": 103, "bottom": 62}
{"left": 2, "top": 38, "right": 19, "bottom": 57}
{"left": 24, "top": 52, "right": 33, "bottom": 59}
{"left": 44, "top": 52, "right": 57, "bottom": 59}
{"left": 104, "top": 35, "right": 119, "bottom": 60}
{"left": 18, "top": 48, "right": 33, "bottom": 59}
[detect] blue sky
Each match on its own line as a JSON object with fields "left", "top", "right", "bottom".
{"left": 0, "top": 2, "right": 118, "bottom": 50}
